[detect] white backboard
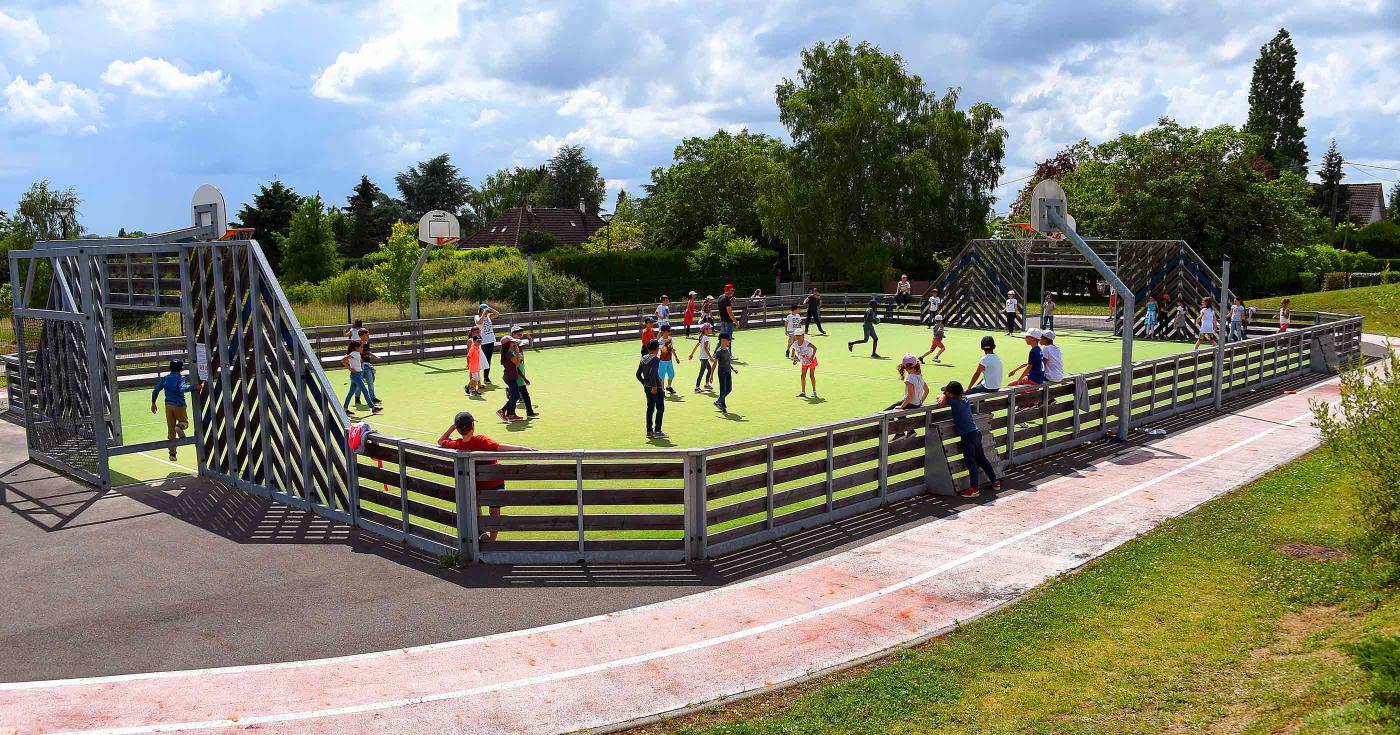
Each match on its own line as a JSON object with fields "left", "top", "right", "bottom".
{"left": 191, "top": 184, "right": 228, "bottom": 239}
{"left": 418, "top": 210, "right": 461, "bottom": 244}
{"left": 1029, "top": 179, "right": 1068, "bottom": 235}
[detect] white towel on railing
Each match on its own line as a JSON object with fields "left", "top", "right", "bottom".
{"left": 1074, "top": 374, "right": 1092, "bottom": 413}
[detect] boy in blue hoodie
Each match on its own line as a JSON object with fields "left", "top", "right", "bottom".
{"left": 150, "top": 359, "right": 195, "bottom": 461}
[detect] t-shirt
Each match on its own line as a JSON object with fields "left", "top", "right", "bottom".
{"left": 1200, "top": 308, "right": 1216, "bottom": 331}
{"left": 793, "top": 340, "right": 816, "bottom": 366}
{"left": 640, "top": 326, "right": 655, "bottom": 345}
{"left": 932, "top": 323, "right": 946, "bottom": 340}
{"left": 927, "top": 295, "right": 942, "bottom": 312}
{"left": 863, "top": 307, "right": 877, "bottom": 325}
{"left": 697, "top": 333, "right": 712, "bottom": 360}
{"left": 1042, "top": 300, "right": 1056, "bottom": 316}
{"left": 896, "top": 280, "right": 911, "bottom": 294}
{"left": 948, "top": 398, "right": 977, "bottom": 436}
{"left": 1025, "top": 345, "right": 1046, "bottom": 383}
{"left": 467, "top": 342, "right": 482, "bottom": 372}
{"left": 784, "top": 313, "right": 803, "bottom": 334}
{"left": 902, "top": 372, "right": 927, "bottom": 407}
{"left": 500, "top": 339, "right": 519, "bottom": 383}
{"left": 438, "top": 434, "right": 504, "bottom": 490}
{"left": 1005, "top": 298, "right": 1018, "bottom": 313}
{"left": 659, "top": 337, "right": 674, "bottom": 363}
{"left": 1174, "top": 305, "right": 1187, "bottom": 325}
{"left": 1041, "top": 343, "right": 1064, "bottom": 381}
{"left": 1146, "top": 302, "right": 1157, "bottom": 318}
{"left": 1279, "top": 307, "right": 1290, "bottom": 326}
{"left": 1230, "top": 304, "right": 1244, "bottom": 322}
{"left": 346, "top": 350, "right": 363, "bottom": 373}
{"left": 715, "top": 344, "right": 735, "bottom": 373}
{"left": 684, "top": 301, "right": 695, "bottom": 319}
{"left": 805, "top": 293, "right": 821, "bottom": 313}
{"left": 476, "top": 314, "right": 496, "bottom": 344}
{"left": 656, "top": 303, "right": 671, "bottom": 324}
{"left": 979, "top": 353, "right": 1004, "bottom": 390}
{"left": 718, "top": 294, "right": 735, "bottom": 324}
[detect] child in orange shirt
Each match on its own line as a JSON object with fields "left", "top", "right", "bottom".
{"left": 464, "top": 326, "right": 484, "bottom": 397}
{"left": 640, "top": 316, "right": 657, "bottom": 355}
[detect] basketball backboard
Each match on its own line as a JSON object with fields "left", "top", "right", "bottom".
{"left": 418, "top": 210, "right": 461, "bottom": 245}
{"left": 191, "top": 184, "right": 228, "bottom": 240}
{"left": 1028, "top": 179, "right": 1067, "bottom": 235}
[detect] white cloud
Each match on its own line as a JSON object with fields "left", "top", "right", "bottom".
{"left": 101, "top": 58, "right": 229, "bottom": 98}
{"left": 0, "top": 10, "right": 49, "bottom": 62}
{"left": 1, "top": 74, "right": 103, "bottom": 134}
{"left": 99, "top": 0, "right": 285, "bottom": 33}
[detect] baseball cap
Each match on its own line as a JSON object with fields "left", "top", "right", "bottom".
{"left": 509, "top": 324, "right": 524, "bottom": 334}
{"left": 479, "top": 303, "right": 490, "bottom": 311}
{"left": 646, "top": 339, "right": 660, "bottom": 350}
{"left": 901, "top": 353, "right": 919, "bottom": 367}
{"left": 1041, "top": 329, "right": 1056, "bottom": 340}
{"left": 453, "top": 411, "right": 475, "bottom": 432}
{"left": 700, "top": 322, "right": 713, "bottom": 331}
{"left": 980, "top": 336, "right": 997, "bottom": 350}
{"left": 793, "top": 328, "right": 805, "bottom": 336}
{"left": 688, "top": 290, "right": 697, "bottom": 296}
{"left": 1023, "top": 328, "right": 1043, "bottom": 339}
{"left": 934, "top": 313, "right": 944, "bottom": 321}
{"left": 644, "top": 316, "right": 656, "bottom": 323}
{"left": 723, "top": 283, "right": 735, "bottom": 291}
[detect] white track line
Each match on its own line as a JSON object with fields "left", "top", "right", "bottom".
{"left": 37, "top": 401, "right": 1330, "bottom": 735}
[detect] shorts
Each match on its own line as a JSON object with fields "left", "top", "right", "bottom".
{"left": 929, "top": 338, "right": 944, "bottom": 349}
{"left": 800, "top": 358, "right": 818, "bottom": 369}
{"left": 658, "top": 361, "right": 675, "bottom": 381}
{"left": 470, "top": 371, "right": 483, "bottom": 382}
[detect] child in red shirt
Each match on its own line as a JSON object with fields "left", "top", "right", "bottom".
{"left": 640, "top": 316, "right": 656, "bottom": 355}
{"left": 438, "top": 411, "right": 534, "bottom": 541}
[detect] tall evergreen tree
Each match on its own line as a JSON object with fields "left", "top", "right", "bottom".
{"left": 1388, "top": 182, "right": 1400, "bottom": 224}
{"left": 234, "top": 180, "right": 302, "bottom": 271}
{"left": 345, "top": 175, "right": 383, "bottom": 258}
{"left": 1314, "top": 139, "right": 1349, "bottom": 229}
{"left": 1245, "top": 28, "right": 1308, "bottom": 175}
{"left": 276, "top": 194, "right": 341, "bottom": 284}
{"left": 543, "top": 145, "right": 606, "bottom": 214}
{"left": 395, "top": 154, "right": 473, "bottom": 220}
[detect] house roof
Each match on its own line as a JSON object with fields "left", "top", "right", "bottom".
{"left": 1342, "top": 182, "right": 1386, "bottom": 225}
{"left": 460, "top": 207, "right": 608, "bottom": 249}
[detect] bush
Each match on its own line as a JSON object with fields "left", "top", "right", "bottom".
{"left": 1354, "top": 220, "right": 1400, "bottom": 260}
{"left": 282, "top": 282, "right": 318, "bottom": 304}
{"left": 1314, "top": 350, "right": 1400, "bottom": 569}
{"left": 316, "top": 268, "right": 381, "bottom": 305}
{"left": 1298, "top": 271, "right": 1319, "bottom": 292}
{"left": 1384, "top": 271, "right": 1400, "bottom": 285}
{"left": 1324, "top": 272, "right": 1349, "bottom": 291}
{"left": 542, "top": 246, "right": 772, "bottom": 304}
{"left": 0, "top": 282, "right": 10, "bottom": 318}
{"left": 418, "top": 251, "right": 589, "bottom": 310}
{"left": 1344, "top": 635, "right": 1400, "bottom": 706}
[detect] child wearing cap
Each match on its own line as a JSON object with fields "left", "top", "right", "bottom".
{"left": 690, "top": 322, "right": 716, "bottom": 392}
{"left": 341, "top": 341, "right": 382, "bottom": 415}
{"left": 150, "top": 359, "right": 196, "bottom": 461}
{"left": 920, "top": 314, "right": 947, "bottom": 364}
{"left": 925, "top": 288, "right": 942, "bottom": 326}
{"left": 847, "top": 297, "right": 882, "bottom": 358}
{"left": 658, "top": 325, "right": 680, "bottom": 395}
{"left": 1040, "top": 330, "right": 1064, "bottom": 382}
{"left": 475, "top": 303, "right": 499, "bottom": 384}
{"left": 784, "top": 304, "right": 804, "bottom": 358}
{"left": 683, "top": 291, "right": 698, "bottom": 338}
{"left": 791, "top": 330, "right": 818, "bottom": 399}
{"left": 714, "top": 333, "right": 738, "bottom": 414}
{"left": 890, "top": 354, "right": 928, "bottom": 410}
{"left": 895, "top": 274, "right": 912, "bottom": 309}
{"left": 636, "top": 338, "right": 667, "bottom": 439}
{"left": 1004, "top": 290, "right": 1020, "bottom": 335}
{"left": 1009, "top": 328, "right": 1047, "bottom": 386}
{"left": 438, "top": 411, "right": 535, "bottom": 541}
{"left": 938, "top": 381, "right": 1000, "bottom": 497}
{"left": 966, "top": 336, "right": 1003, "bottom": 395}
{"left": 640, "top": 316, "right": 657, "bottom": 356}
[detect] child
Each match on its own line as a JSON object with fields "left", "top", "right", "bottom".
{"left": 714, "top": 333, "right": 738, "bottom": 414}
{"left": 847, "top": 297, "right": 882, "bottom": 358}
{"left": 791, "top": 329, "right": 818, "bottom": 398}
{"left": 890, "top": 354, "right": 928, "bottom": 409}
{"left": 1040, "top": 293, "right": 1056, "bottom": 331}
{"left": 925, "top": 288, "right": 942, "bottom": 326}
{"left": 1194, "top": 296, "right": 1218, "bottom": 349}
{"left": 1172, "top": 298, "right": 1187, "bottom": 339}
{"left": 802, "top": 287, "right": 826, "bottom": 335}
{"left": 655, "top": 295, "right": 672, "bottom": 332}
{"left": 700, "top": 295, "right": 716, "bottom": 328}
{"left": 464, "top": 327, "right": 484, "bottom": 397}
{"left": 1144, "top": 298, "right": 1158, "bottom": 339}
{"left": 895, "top": 274, "right": 912, "bottom": 309}
{"left": 357, "top": 328, "right": 382, "bottom": 406}
{"left": 341, "top": 341, "right": 381, "bottom": 414}
{"left": 658, "top": 326, "right": 679, "bottom": 395}
{"left": 783, "top": 304, "right": 803, "bottom": 358}
{"left": 1008, "top": 328, "right": 1046, "bottom": 386}
{"left": 1227, "top": 296, "right": 1246, "bottom": 342}
{"left": 966, "top": 336, "right": 1003, "bottom": 395}
{"left": 150, "top": 359, "right": 195, "bottom": 461}
{"left": 1039, "top": 330, "right": 1064, "bottom": 382}
{"left": 636, "top": 339, "right": 666, "bottom": 439}
{"left": 508, "top": 325, "right": 537, "bottom": 418}
{"left": 1278, "top": 298, "right": 1291, "bottom": 332}
{"left": 690, "top": 322, "right": 716, "bottom": 392}
{"left": 938, "top": 381, "right": 1000, "bottom": 497}
{"left": 683, "top": 291, "right": 697, "bottom": 338}
{"left": 1004, "top": 290, "right": 1020, "bottom": 335}
{"left": 639, "top": 316, "right": 657, "bottom": 356}
{"left": 476, "top": 303, "right": 499, "bottom": 384}
{"left": 920, "top": 315, "right": 947, "bottom": 363}
{"left": 437, "top": 411, "right": 535, "bottom": 541}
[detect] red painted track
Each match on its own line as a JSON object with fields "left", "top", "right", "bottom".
{"left": 0, "top": 368, "right": 1362, "bottom": 734}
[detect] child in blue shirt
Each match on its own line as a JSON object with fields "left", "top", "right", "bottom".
{"left": 1009, "top": 329, "right": 1047, "bottom": 386}
{"left": 150, "top": 359, "right": 195, "bottom": 461}
{"left": 938, "top": 380, "right": 1000, "bottom": 497}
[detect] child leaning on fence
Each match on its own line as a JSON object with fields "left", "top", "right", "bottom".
{"left": 939, "top": 380, "right": 1000, "bottom": 498}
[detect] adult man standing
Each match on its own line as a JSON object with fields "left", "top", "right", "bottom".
{"left": 802, "top": 287, "right": 827, "bottom": 335}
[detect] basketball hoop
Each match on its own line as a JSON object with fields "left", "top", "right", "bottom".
{"left": 434, "top": 236, "right": 460, "bottom": 247}
{"left": 1007, "top": 222, "right": 1036, "bottom": 255}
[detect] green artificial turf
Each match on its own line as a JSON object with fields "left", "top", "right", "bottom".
{"left": 108, "top": 322, "right": 1190, "bottom": 484}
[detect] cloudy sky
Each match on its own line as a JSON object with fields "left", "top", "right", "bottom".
{"left": 1, "top": 0, "right": 1397, "bottom": 235}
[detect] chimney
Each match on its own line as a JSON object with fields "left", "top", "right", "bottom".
{"left": 578, "top": 198, "right": 586, "bottom": 214}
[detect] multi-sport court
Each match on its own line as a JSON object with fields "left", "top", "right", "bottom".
{"left": 104, "top": 322, "right": 1191, "bottom": 483}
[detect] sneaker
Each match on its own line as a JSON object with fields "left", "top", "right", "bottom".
{"left": 847, "top": 342, "right": 854, "bottom": 352}
{"left": 371, "top": 406, "right": 383, "bottom": 415}
{"left": 666, "top": 387, "right": 677, "bottom": 395}
{"left": 372, "top": 398, "right": 383, "bottom": 404}
{"left": 646, "top": 431, "right": 657, "bottom": 439}
{"left": 464, "top": 385, "right": 471, "bottom": 395}
{"left": 933, "top": 356, "right": 941, "bottom": 363}
{"left": 654, "top": 431, "right": 669, "bottom": 439}
{"left": 812, "top": 392, "right": 819, "bottom": 399}
{"left": 168, "top": 451, "right": 178, "bottom": 462}
{"left": 507, "top": 414, "right": 524, "bottom": 422}
{"left": 872, "top": 353, "right": 883, "bottom": 359}
{"left": 526, "top": 412, "right": 540, "bottom": 418}
{"left": 694, "top": 387, "right": 703, "bottom": 394}
{"left": 796, "top": 392, "right": 806, "bottom": 398}
{"left": 959, "top": 487, "right": 980, "bottom": 498}
{"left": 496, "top": 409, "right": 508, "bottom": 421}
{"left": 992, "top": 480, "right": 1002, "bottom": 492}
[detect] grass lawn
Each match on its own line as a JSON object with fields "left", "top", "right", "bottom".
{"left": 637, "top": 450, "right": 1400, "bottom": 735}
{"left": 1252, "top": 282, "right": 1400, "bottom": 336}
{"left": 107, "top": 322, "right": 1190, "bottom": 484}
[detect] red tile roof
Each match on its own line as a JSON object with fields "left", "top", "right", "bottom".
{"left": 461, "top": 207, "right": 608, "bottom": 249}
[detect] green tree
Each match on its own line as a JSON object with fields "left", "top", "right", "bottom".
{"left": 344, "top": 175, "right": 385, "bottom": 258}
{"left": 642, "top": 129, "right": 785, "bottom": 248}
{"left": 767, "top": 40, "right": 1005, "bottom": 281}
{"left": 275, "top": 195, "right": 341, "bottom": 284}
{"left": 1314, "top": 138, "right": 1349, "bottom": 229}
{"left": 1388, "top": 182, "right": 1400, "bottom": 224}
{"left": 0, "top": 181, "right": 82, "bottom": 284}
{"left": 517, "top": 224, "right": 557, "bottom": 256}
{"left": 472, "top": 166, "right": 550, "bottom": 225}
{"left": 234, "top": 180, "right": 301, "bottom": 271}
{"left": 542, "top": 145, "right": 605, "bottom": 214}
{"left": 686, "top": 224, "right": 770, "bottom": 274}
{"left": 1244, "top": 28, "right": 1308, "bottom": 175}
{"left": 395, "top": 153, "right": 474, "bottom": 221}
{"left": 1056, "top": 119, "right": 1324, "bottom": 294}
{"left": 1353, "top": 220, "right": 1400, "bottom": 259}
{"left": 371, "top": 221, "right": 421, "bottom": 317}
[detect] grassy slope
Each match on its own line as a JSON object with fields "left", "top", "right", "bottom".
{"left": 639, "top": 451, "right": 1399, "bottom": 735}
{"left": 107, "top": 323, "right": 1188, "bottom": 483}
{"left": 1252, "top": 282, "right": 1400, "bottom": 335}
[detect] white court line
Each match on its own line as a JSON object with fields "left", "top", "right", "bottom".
{"left": 7, "top": 378, "right": 1336, "bottom": 694}
{"left": 34, "top": 402, "right": 1332, "bottom": 734}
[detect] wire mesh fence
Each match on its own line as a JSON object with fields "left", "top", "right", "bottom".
{"left": 14, "top": 315, "right": 100, "bottom": 479}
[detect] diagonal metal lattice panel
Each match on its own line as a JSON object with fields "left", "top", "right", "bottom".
{"left": 186, "top": 241, "right": 355, "bottom": 523}
{"left": 13, "top": 314, "right": 101, "bottom": 484}
{"left": 934, "top": 239, "right": 1027, "bottom": 329}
